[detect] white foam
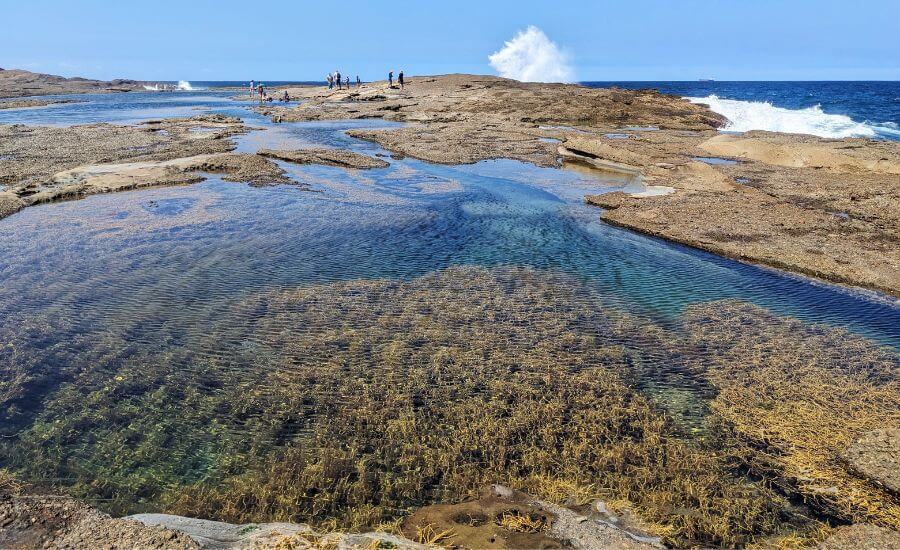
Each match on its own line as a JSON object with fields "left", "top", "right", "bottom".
{"left": 489, "top": 26, "right": 574, "bottom": 83}
{"left": 689, "top": 95, "right": 900, "bottom": 139}
{"left": 177, "top": 80, "right": 195, "bottom": 91}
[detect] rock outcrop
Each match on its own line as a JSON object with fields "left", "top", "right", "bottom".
{"left": 0, "top": 68, "right": 155, "bottom": 98}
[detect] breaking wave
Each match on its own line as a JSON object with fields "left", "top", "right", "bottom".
{"left": 177, "top": 80, "right": 195, "bottom": 91}
{"left": 489, "top": 26, "right": 574, "bottom": 83}
{"left": 689, "top": 95, "right": 900, "bottom": 139}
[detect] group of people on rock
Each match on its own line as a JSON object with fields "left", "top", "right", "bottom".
{"left": 324, "top": 70, "right": 405, "bottom": 91}
{"left": 327, "top": 70, "right": 361, "bottom": 90}
{"left": 387, "top": 70, "right": 405, "bottom": 90}
{"left": 247, "top": 68, "right": 408, "bottom": 103}
{"left": 247, "top": 80, "right": 291, "bottom": 102}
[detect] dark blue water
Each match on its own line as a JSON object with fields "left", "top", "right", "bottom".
{"left": 595, "top": 81, "right": 899, "bottom": 140}
{"left": 585, "top": 81, "right": 900, "bottom": 127}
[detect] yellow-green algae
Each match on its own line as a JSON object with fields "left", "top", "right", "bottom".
{"left": 1, "top": 266, "right": 897, "bottom": 547}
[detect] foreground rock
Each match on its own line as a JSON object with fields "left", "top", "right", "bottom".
{"left": 258, "top": 147, "right": 390, "bottom": 169}
{"left": 0, "top": 474, "right": 197, "bottom": 549}
{"left": 0, "top": 68, "right": 154, "bottom": 98}
{"left": 402, "top": 485, "right": 661, "bottom": 549}
{"left": 130, "top": 514, "right": 427, "bottom": 549}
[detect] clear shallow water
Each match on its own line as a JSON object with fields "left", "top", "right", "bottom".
{"left": 0, "top": 91, "right": 896, "bottom": 366}
{"left": 0, "top": 92, "right": 898, "bottom": 520}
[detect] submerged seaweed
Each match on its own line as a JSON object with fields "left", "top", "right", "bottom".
{"left": 0, "top": 266, "right": 897, "bottom": 547}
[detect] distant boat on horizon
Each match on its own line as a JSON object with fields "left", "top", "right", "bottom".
{"left": 699, "top": 78, "right": 716, "bottom": 82}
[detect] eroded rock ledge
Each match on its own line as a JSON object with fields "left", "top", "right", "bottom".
{"left": 258, "top": 147, "right": 389, "bottom": 169}
{"left": 0, "top": 116, "right": 399, "bottom": 219}
{"left": 580, "top": 130, "right": 900, "bottom": 296}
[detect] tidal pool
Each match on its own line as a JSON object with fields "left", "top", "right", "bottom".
{"left": 0, "top": 93, "right": 897, "bottom": 546}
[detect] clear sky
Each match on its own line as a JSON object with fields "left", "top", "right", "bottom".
{"left": 3, "top": 0, "right": 898, "bottom": 81}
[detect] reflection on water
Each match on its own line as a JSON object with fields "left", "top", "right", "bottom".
{"left": 0, "top": 92, "right": 898, "bottom": 545}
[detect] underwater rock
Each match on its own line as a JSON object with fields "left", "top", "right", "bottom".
{"left": 681, "top": 300, "right": 900, "bottom": 530}
{"left": 842, "top": 428, "right": 900, "bottom": 495}
{"left": 817, "top": 523, "right": 900, "bottom": 549}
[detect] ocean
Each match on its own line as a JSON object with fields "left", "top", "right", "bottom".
{"left": 585, "top": 80, "right": 900, "bottom": 140}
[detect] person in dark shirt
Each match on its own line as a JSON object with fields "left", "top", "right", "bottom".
{"left": 388, "top": 70, "right": 393, "bottom": 88}
{"left": 398, "top": 70, "right": 404, "bottom": 90}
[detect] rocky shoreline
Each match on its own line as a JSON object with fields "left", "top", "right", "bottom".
{"left": 255, "top": 74, "right": 899, "bottom": 296}
{"left": 0, "top": 68, "right": 154, "bottom": 99}
{"left": 0, "top": 114, "right": 398, "bottom": 219}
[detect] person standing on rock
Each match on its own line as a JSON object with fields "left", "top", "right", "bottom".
{"left": 327, "top": 74, "right": 333, "bottom": 89}
{"left": 388, "top": 70, "right": 393, "bottom": 88}
{"left": 398, "top": 70, "right": 404, "bottom": 90}
{"left": 356, "top": 75, "right": 361, "bottom": 89}
{"left": 345, "top": 76, "right": 350, "bottom": 89}
{"left": 249, "top": 80, "right": 255, "bottom": 98}
{"left": 336, "top": 70, "right": 342, "bottom": 90}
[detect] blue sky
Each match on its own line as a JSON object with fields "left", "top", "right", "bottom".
{"left": 3, "top": 0, "right": 898, "bottom": 81}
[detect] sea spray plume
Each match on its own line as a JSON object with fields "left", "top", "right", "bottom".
{"left": 489, "top": 26, "right": 574, "bottom": 83}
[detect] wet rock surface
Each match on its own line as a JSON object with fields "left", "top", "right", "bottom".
{"left": 258, "top": 147, "right": 390, "bottom": 169}
{"left": 0, "top": 68, "right": 153, "bottom": 98}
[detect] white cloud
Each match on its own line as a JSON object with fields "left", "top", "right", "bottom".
{"left": 488, "top": 26, "right": 574, "bottom": 83}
